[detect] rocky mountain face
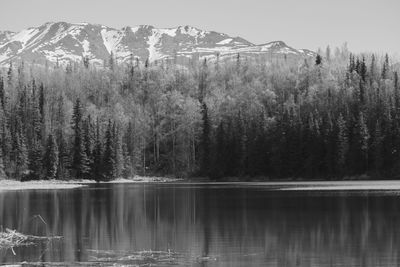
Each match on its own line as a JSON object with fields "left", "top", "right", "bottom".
{"left": 0, "top": 22, "right": 316, "bottom": 67}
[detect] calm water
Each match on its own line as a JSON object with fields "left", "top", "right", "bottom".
{"left": 1, "top": 183, "right": 400, "bottom": 266}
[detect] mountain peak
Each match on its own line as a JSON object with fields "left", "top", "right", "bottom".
{"left": 0, "top": 21, "right": 315, "bottom": 67}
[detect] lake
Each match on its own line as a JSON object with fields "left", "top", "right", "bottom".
{"left": 1, "top": 182, "right": 400, "bottom": 266}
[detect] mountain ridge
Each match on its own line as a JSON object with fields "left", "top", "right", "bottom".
{"left": 0, "top": 22, "right": 316, "bottom": 67}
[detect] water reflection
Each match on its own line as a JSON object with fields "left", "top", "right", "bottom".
{"left": 0, "top": 184, "right": 400, "bottom": 266}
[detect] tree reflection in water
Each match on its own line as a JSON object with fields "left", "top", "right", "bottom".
{"left": 0, "top": 184, "right": 400, "bottom": 266}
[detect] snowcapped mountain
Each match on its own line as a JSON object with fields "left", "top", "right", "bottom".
{"left": 0, "top": 22, "right": 316, "bottom": 67}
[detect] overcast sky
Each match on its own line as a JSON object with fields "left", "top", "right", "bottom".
{"left": 1, "top": 0, "right": 399, "bottom": 54}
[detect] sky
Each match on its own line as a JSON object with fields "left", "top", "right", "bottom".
{"left": 0, "top": 0, "right": 399, "bottom": 54}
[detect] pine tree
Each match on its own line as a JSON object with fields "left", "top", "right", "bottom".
{"left": 0, "top": 76, "right": 5, "bottom": 108}
{"left": 336, "top": 113, "right": 348, "bottom": 174}
{"left": 114, "top": 124, "right": 124, "bottom": 178}
{"left": 56, "top": 133, "right": 70, "bottom": 180}
{"left": 83, "top": 56, "right": 90, "bottom": 69}
{"left": 122, "top": 143, "right": 133, "bottom": 178}
{"left": 27, "top": 140, "right": 42, "bottom": 180}
{"left": 370, "top": 54, "right": 377, "bottom": 85}
{"left": 92, "top": 118, "right": 103, "bottom": 181}
{"left": 71, "top": 98, "right": 89, "bottom": 179}
{"left": 0, "top": 107, "right": 6, "bottom": 179}
{"left": 372, "top": 120, "right": 384, "bottom": 172}
{"left": 213, "top": 121, "right": 226, "bottom": 178}
{"left": 0, "top": 147, "right": 6, "bottom": 180}
{"left": 83, "top": 116, "right": 94, "bottom": 174}
{"left": 39, "top": 83, "right": 45, "bottom": 123}
{"left": 15, "top": 127, "right": 28, "bottom": 180}
{"left": 43, "top": 134, "right": 58, "bottom": 180}
{"left": 382, "top": 54, "right": 389, "bottom": 79}
{"left": 355, "top": 111, "right": 370, "bottom": 173}
{"left": 315, "top": 54, "right": 322, "bottom": 66}
{"left": 395, "top": 72, "right": 399, "bottom": 110}
{"left": 103, "top": 120, "right": 115, "bottom": 180}
{"left": 109, "top": 52, "right": 115, "bottom": 71}
{"left": 7, "top": 62, "right": 13, "bottom": 87}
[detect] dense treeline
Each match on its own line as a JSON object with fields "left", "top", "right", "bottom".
{"left": 0, "top": 46, "right": 399, "bottom": 181}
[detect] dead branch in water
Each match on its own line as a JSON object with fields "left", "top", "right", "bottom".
{"left": 0, "top": 228, "right": 62, "bottom": 255}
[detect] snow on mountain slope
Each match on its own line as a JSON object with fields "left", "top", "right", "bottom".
{"left": 0, "top": 22, "right": 316, "bottom": 67}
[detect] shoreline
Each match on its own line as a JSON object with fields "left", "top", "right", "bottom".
{"left": 2, "top": 178, "right": 400, "bottom": 192}
{"left": 0, "top": 176, "right": 182, "bottom": 191}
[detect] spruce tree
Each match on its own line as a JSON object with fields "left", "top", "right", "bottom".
{"left": 0, "top": 147, "right": 6, "bottom": 180}
{"left": 315, "top": 54, "right": 322, "bottom": 66}
{"left": 122, "top": 143, "right": 133, "bottom": 178}
{"left": 57, "top": 133, "right": 70, "bottom": 180}
{"left": 336, "top": 113, "right": 348, "bottom": 174}
{"left": 71, "top": 98, "right": 89, "bottom": 179}
{"left": 0, "top": 76, "right": 4, "bottom": 108}
{"left": 83, "top": 116, "right": 94, "bottom": 174}
{"left": 43, "top": 134, "right": 58, "bottom": 180}
{"left": 382, "top": 54, "right": 389, "bottom": 79}
{"left": 372, "top": 120, "right": 384, "bottom": 172}
{"left": 7, "top": 62, "right": 13, "bottom": 87}
{"left": 114, "top": 125, "right": 124, "bottom": 178}
{"left": 214, "top": 121, "right": 226, "bottom": 178}
{"left": 15, "top": 127, "right": 28, "bottom": 180}
{"left": 103, "top": 120, "right": 115, "bottom": 180}
{"left": 27, "top": 140, "right": 42, "bottom": 180}
{"left": 92, "top": 118, "right": 103, "bottom": 181}
{"left": 355, "top": 111, "right": 370, "bottom": 173}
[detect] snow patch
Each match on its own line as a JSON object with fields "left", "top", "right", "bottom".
{"left": 158, "top": 28, "right": 177, "bottom": 37}
{"left": 147, "top": 30, "right": 163, "bottom": 61}
{"left": 217, "top": 38, "right": 233, "bottom": 45}
{"left": 101, "top": 28, "right": 122, "bottom": 54}
{"left": 179, "top": 26, "right": 202, "bottom": 37}
{"left": 82, "top": 39, "right": 90, "bottom": 56}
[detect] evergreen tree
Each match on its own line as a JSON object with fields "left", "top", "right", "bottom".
{"left": 39, "top": 83, "right": 45, "bottom": 123}
{"left": 27, "top": 140, "right": 42, "bottom": 180}
{"left": 0, "top": 107, "right": 6, "bottom": 179}
{"left": 315, "top": 54, "right": 323, "bottom": 66}
{"left": 109, "top": 51, "right": 115, "bottom": 71}
{"left": 122, "top": 143, "right": 133, "bottom": 178}
{"left": 92, "top": 118, "right": 103, "bottom": 181}
{"left": 83, "top": 56, "right": 90, "bottom": 69}
{"left": 43, "top": 134, "right": 58, "bottom": 180}
{"left": 0, "top": 76, "right": 4, "bottom": 108}
{"left": 336, "top": 114, "right": 348, "bottom": 174}
{"left": 71, "top": 98, "right": 89, "bottom": 179}
{"left": 372, "top": 120, "right": 384, "bottom": 172}
{"left": 382, "top": 54, "right": 389, "bottom": 79}
{"left": 395, "top": 71, "right": 399, "bottom": 110}
{"left": 7, "top": 62, "right": 13, "bottom": 87}
{"left": 213, "top": 121, "right": 226, "bottom": 178}
{"left": 103, "top": 120, "right": 115, "bottom": 180}
{"left": 57, "top": 133, "right": 70, "bottom": 180}
{"left": 370, "top": 54, "right": 377, "bottom": 85}
{"left": 355, "top": 111, "right": 370, "bottom": 173}
{"left": 114, "top": 124, "right": 124, "bottom": 178}
{"left": 0, "top": 147, "right": 6, "bottom": 180}
{"left": 83, "top": 116, "right": 94, "bottom": 173}
{"left": 14, "top": 127, "right": 28, "bottom": 180}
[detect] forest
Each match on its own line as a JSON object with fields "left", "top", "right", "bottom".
{"left": 0, "top": 45, "right": 399, "bottom": 181}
